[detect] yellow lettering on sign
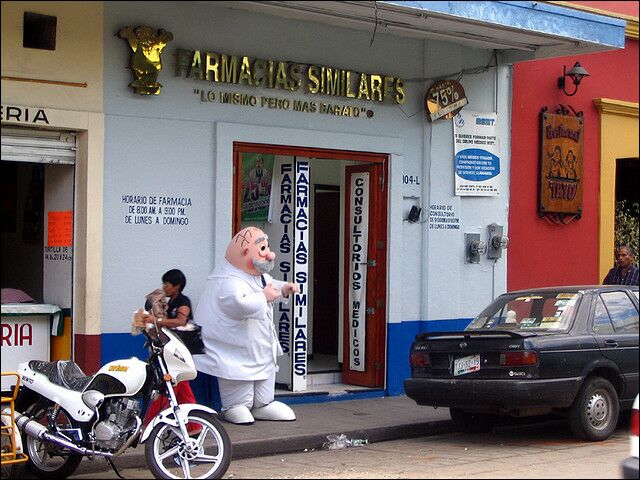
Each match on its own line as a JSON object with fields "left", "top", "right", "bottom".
{"left": 187, "top": 50, "right": 203, "bottom": 80}
{"left": 370, "top": 74, "right": 383, "bottom": 102}
{"left": 180, "top": 50, "right": 406, "bottom": 104}
{"left": 395, "top": 79, "right": 405, "bottom": 104}
{"left": 357, "top": 73, "right": 370, "bottom": 100}
{"left": 205, "top": 52, "right": 219, "bottom": 82}
{"left": 221, "top": 54, "right": 238, "bottom": 83}
{"left": 307, "top": 66, "right": 320, "bottom": 94}
{"left": 108, "top": 365, "right": 129, "bottom": 372}
{"left": 238, "top": 56, "right": 253, "bottom": 86}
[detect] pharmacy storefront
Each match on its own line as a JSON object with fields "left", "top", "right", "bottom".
{"left": 1, "top": 1, "right": 625, "bottom": 400}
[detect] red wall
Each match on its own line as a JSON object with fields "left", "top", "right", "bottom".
{"left": 569, "top": 1, "right": 639, "bottom": 17}
{"left": 508, "top": 35, "right": 639, "bottom": 290}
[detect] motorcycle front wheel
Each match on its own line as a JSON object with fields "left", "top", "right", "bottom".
{"left": 145, "top": 411, "right": 232, "bottom": 479}
{"left": 23, "top": 404, "right": 83, "bottom": 479}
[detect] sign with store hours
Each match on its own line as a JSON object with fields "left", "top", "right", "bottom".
{"left": 425, "top": 80, "right": 468, "bottom": 122}
{"left": 121, "top": 194, "right": 192, "bottom": 226}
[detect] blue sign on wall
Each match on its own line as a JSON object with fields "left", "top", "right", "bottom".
{"left": 454, "top": 148, "right": 500, "bottom": 182}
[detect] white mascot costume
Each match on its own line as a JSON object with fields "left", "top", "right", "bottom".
{"left": 194, "top": 226, "right": 299, "bottom": 424}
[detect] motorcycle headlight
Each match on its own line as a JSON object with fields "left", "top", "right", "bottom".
{"left": 82, "top": 390, "right": 105, "bottom": 411}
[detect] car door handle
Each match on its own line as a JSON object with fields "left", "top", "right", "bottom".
{"left": 604, "top": 340, "right": 619, "bottom": 348}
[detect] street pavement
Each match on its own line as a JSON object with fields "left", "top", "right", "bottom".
{"left": 71, "top": 394, "right": 454, "bottom": 476}
{"left": 67, "top": 406, "right": 631, "bottom": 479}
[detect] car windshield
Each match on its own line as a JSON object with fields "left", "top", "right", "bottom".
{"left": 466, "top": 291, "right": 582, "bottom": 332}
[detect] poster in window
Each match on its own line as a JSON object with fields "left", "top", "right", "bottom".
{"left": 241, "top": 153, "right": 275, "bottom": 223}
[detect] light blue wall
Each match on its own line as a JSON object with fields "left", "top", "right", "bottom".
{"left": 102, "top": 2, "right": 511, "bottom": 398}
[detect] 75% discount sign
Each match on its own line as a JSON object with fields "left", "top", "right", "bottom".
{"left": 425, "top": 79, "right": 468, "bottom": 122}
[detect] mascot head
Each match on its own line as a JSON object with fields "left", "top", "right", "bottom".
{"left": 226, "top": 226, "right": 276, "bottom": 276}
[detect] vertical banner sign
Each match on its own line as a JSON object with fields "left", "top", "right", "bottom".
{"left": 272, "top": 158, "right": 294, "bottom": 387}
{"left": 349, "top": 173, "right": 369, "bottom": 372}
{"left": 292, "top": 160, "right": 309, "bottom": 391}
{"left": 241, "top": 153, "right": 275, "bottom": 222}
{"left": 453, "top": 111, "right": 500, "bottom": 196}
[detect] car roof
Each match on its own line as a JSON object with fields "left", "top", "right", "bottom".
{"left": 504, "top": 285, "right": 639, "bottom": 295}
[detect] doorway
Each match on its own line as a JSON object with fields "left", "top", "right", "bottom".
{"left": 614, "top": 157, "right": 639, "bottom": 256}
{"left": 232, "top": 143, "right": 388, "bottom": 392}
{"left": 310, "top": 185, "right": 340, "bottom": 373}
{"left": 1, "top": 126, "right": 76, "bottom": 367}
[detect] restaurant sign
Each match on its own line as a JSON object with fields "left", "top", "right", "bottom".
{"left": 538, "top": 107, "right": 584, "bottom": 223}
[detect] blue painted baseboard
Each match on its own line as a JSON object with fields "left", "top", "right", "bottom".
{"left": 100, "top": 317, "right": 471, "bottom": 405}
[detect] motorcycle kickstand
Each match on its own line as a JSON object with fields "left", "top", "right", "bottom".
{"left": 106, "top": 457, "right": 126, "bottom": 479}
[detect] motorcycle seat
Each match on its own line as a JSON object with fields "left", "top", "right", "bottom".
{"left": 28, "top": 360, "right": 94, "bottom": 392}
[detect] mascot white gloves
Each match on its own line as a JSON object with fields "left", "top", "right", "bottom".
{"left": 194, "top": 227, "right": 299, "bottom": 424}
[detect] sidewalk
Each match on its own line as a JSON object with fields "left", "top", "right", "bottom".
{"left": 76, "top": 394, "right": 454, "bottom": 474}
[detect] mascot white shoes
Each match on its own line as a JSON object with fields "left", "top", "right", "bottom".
{"left": 195, "top": 227, "right": 299, "bottom": 424}
{"left": 251, "top": 401, "right": 296, "bottom": 421}
{"left": 223, "top": 405, "right": 256, "bottom": 425}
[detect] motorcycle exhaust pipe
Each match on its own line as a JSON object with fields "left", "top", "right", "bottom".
{"left": 13, "top": 411, "right": 113, "bottom": 458}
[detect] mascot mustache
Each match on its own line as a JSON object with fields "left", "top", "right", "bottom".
{"left": 253, "top": 258, "right": 275, "bottom": 274}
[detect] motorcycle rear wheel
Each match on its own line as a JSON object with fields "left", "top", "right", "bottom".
{"left": 23, "top": 404, "right": 83, "bottom": 479}
{"left": 145, "top": 411, "right": 231, "bottom": 479}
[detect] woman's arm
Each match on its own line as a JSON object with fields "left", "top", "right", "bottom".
{"left": 157, "top": 305, "right": 190, "bottom": 328}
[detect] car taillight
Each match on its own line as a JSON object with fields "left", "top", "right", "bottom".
{"left": 499, "top": 351, "right": 538, "bottom": 367}
{"left": 631, "top": 408, "right": 639, "bottom": 437}
{"left": 410, "top": 351, "right": 431, "bottom": 368}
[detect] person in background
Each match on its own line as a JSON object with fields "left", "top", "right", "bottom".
{"left": 603, "top": 245, "right": 639, "bottom": 286}
{"left": 133, "top": 269, "right": 200, "bottom": 433}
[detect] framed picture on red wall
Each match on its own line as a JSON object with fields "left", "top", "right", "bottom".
{"left": 538, "top": 108, "right": 584, "bottom": 223}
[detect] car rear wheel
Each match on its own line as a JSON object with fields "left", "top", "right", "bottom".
{"left": 569, "top": 376, "right": 619, "bottom": 441}
{"left": 449, "top": 408, "right": 497, "bottom": 433}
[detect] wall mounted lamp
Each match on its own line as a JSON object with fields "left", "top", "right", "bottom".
{"left": 557, "top": 61, "right": 590, "bottom": 97}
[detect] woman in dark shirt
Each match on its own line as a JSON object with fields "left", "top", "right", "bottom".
{"left": 142, "top": 269, "right": 199, "bottom": 433}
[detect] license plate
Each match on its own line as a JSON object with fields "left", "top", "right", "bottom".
{"left": 454, "top": 354, "right": 480, "bottom": 376}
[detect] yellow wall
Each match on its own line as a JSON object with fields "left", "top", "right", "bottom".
{"left": 1, "top": 2, "right": 105, "bottom": 338}
{"left": 1, "top": 1, "right": 103, "bottom": 112}
{"left": 51, "top": 313, "right": 72, "bottom": 360}
{"left": 594, "top": 99, "right": 639, "bottom": 281}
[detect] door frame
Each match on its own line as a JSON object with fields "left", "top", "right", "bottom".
{"left": 232, "top": 142, "right": 388, "bottom": 389}
{"left": 342, "top": 163, "right": 388, "bottom": 387}
{"left": 233, "top": 143, "right": 388, "bottom": 232}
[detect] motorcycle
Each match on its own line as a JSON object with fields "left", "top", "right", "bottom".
{"left": 6, "top": 319, "right": 232, "bottom": 479}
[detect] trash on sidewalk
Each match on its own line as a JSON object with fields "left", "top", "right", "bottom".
{"left": 322, "top": 433, "right": 369, "bottom": 450}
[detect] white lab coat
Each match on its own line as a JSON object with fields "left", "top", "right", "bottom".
{"left": 194, "top": 258, "right": 288, "bottom": 381}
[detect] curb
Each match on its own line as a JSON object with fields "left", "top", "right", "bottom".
{"left": 73, "top": 419, "right": 455, "bottom": 474}
{"left": 231, "top": 420, "right": 455, "bottom": 459}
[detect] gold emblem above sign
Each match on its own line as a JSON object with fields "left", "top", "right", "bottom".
{"left": 117, "top": 25, "right": 173, "bottom": 95}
